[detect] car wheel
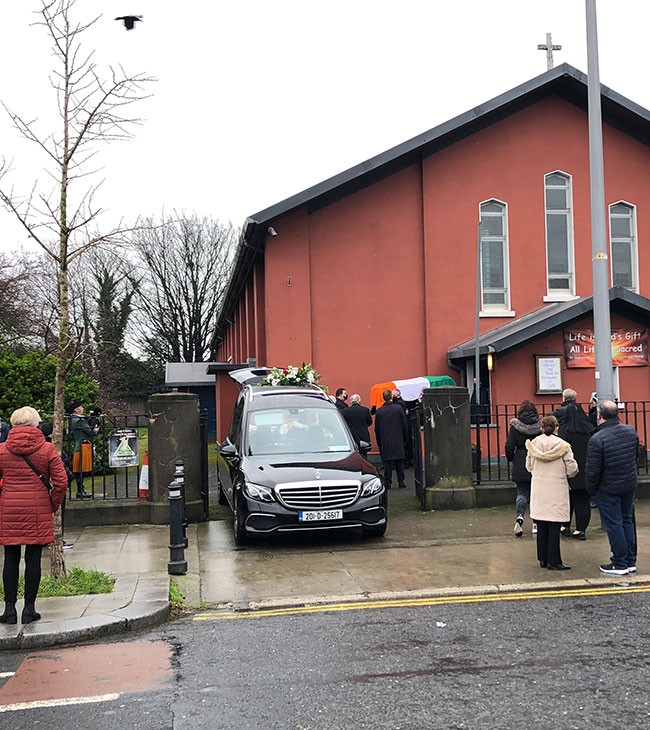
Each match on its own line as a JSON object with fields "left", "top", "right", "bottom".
{"left": 233, "top": 491, "right": 248, "bottom": 546}
{"left": 362, "top": 522, "right": 387, "bottom": 539}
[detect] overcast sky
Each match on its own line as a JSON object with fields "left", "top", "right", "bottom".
{"left": 1, "top": 1, "right": 650, "bottom": 253}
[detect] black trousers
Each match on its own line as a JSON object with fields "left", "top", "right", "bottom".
{"left": 568, "top": 489, "right": 591, "bottom": 532}
{"left": 382, "top": 459, "right": 405, "bottom": 489}
{"left": 2, "top": 545, "right": 44, "bottom": 604}
{"left": 536, "top": 521, "right": 562, "bottom": 566}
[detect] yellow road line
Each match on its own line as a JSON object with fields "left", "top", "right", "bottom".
{"left": 195, "top": 583, "right": 650, "bottom": 621}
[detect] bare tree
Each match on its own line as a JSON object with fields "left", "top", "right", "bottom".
{"left": 0, "top": 0, "right": 154, "bottom": 576}
{"left": 0, "top": 254, "right": 37, "bottom": 346}
{"left": 131, "top": 214, "right": 238, "bottom": 363}
{"left": 5, "top": 251, "right": 90, "bottom": 355}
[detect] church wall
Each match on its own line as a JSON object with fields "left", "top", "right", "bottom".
{"left": 217, "top": 92, "right": 650, "bottom": 428}
{"left": 490, "top": 311, "right": 649, "bottom": 409}
{"left": 261, "top": 164, "right": 426, "bottom": 401}
{"left": 263, "top": 208, "right": 314, "bottom": 368}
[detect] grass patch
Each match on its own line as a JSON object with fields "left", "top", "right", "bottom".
{"left": 0, "top": 566, "right": 114, "bottom": 600}
{"left": 169, "top": 578, "right": 186, "bottom": 618}
{"left": 169, "top": 578, "right": 185, "bottom": 609}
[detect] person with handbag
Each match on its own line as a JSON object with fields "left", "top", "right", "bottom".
{"left": 68, "top": 400, "right": 97, "bottom": 499}
{"left": 40, "top": 421, "right": 74, "bottom": 549}
{"left": 0, "top": 406, "right": 68, "bottom": 624}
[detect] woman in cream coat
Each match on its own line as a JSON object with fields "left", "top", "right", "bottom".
{"left": 525, "top": 415, "right": 578, "bottom": 570}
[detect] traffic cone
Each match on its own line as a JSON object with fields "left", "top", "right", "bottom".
{"left": 138, "top": 451, "right": 149, "bottom": 500}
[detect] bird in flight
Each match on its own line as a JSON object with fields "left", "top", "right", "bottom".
{"left": 115, "top": 15, "right": 143, "bottom": 31}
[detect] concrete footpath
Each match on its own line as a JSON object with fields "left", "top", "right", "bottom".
{"left": 1, "top": 489, "right": 648, "bottom": 650}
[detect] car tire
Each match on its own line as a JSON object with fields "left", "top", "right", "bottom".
{"left": 362, "top": 522, "right": 387, "bottom": 539}
{"left": 233, "top": 491, "right": 248, "bottom": 546}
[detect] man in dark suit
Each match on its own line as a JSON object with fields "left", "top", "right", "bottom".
{"left": 343, "top": 394, "right": 372, "bottom": 458}
{"left": 334, "top": 387, "right": 349, "bottom": 411}
{"left": 392, "top": 388, "right": 413, "bottom": 467}
{"left": 374, "top": 389, "right": 409, "bottom": 489}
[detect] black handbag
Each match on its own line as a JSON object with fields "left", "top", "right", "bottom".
{"left": 21, "top": 454, "right": 52, "bottom": 491}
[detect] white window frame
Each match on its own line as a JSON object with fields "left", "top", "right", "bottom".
{"left": 478, "top": 199, "right": 514, "bottom": 317}
{"left": 608, "top": 201, "right": 639, "bottom": 293}
{"left": 543, "top": 171, "right": 576, "bottom": 301}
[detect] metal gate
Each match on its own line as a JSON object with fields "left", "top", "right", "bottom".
{"left": 410, "top": 405, "right": 426, "bottom": 509}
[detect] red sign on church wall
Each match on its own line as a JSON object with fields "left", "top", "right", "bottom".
{"left": 563, "top": 328, "right": 649, "bottom": 368}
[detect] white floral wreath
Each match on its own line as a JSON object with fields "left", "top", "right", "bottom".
{"left": 259, "top": 363, "right": 325, "bottom": 389}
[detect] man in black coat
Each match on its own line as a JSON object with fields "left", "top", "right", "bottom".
{"left": 392, "top": 388, "right": 413, "bottom": 467}
{"left": 552, "top": 388, "right": 595, "bottom": 539}
{"left": 374, "top": 389, "right": 408, "bottom": 489}
{"left": 585, "top": 400, "right": 639, "bottom": 576}
{"left": 334, "top": 387, "right": 349, "bottom": 411}
{"left": 342, "top": 394, "right": 372, "bottom": 458}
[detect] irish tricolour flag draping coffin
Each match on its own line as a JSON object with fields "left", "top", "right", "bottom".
{"left": 369, "top": 375, "right": 456, "bottom": 411}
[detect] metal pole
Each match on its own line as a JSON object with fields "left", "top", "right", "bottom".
{"left": 474, "top": 222, "right": 482, "bottom": 485}
{"left": 475, "top": 222, "right": 481, "bottom": 405}
{"left": 174, "top": 459, "right": 188, "bottom": 548}
{"left": 168, "top": 478, "right": 188, "bottom": 575}
{"left": 585, "top": 0, "right": 614, "bottom": 401}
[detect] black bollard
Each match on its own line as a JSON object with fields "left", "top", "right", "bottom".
{"left": 167, "top": 477, "right": 188, "bottom": 575}
{"left": 174, "top": 459, "right": 189, "bottom": 548}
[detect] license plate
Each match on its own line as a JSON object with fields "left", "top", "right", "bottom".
{"left": 298, "top": 509, "right": 343, "bottom": 522}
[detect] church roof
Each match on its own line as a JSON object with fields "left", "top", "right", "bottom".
{"left": 447, "top": 287, "right": 650, "bottom": 364}
{"left": 247, "top": 63, "right": 650, "bottom": 228}
{"left": 214, "top": 64, "right": 650, "bottom": 348}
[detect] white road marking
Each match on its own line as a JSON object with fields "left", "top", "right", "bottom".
{"left": 0, "top": 673, "right": 14, "bottom": 679}
{"left": 0, "top": 693, "right": 121, "bottom": 712}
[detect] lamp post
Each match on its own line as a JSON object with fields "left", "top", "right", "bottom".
{"left": 586, "top": 0, "right": 614, "bottom": 402}
{"left": 474, "top": 222, "right": 483, "bottom": 484}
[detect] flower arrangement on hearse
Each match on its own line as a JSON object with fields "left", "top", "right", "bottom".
{"left": 259, "top": 363, "right": 325, "bottom": 389}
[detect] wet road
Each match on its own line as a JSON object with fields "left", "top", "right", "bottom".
{"left": 0, "top": 588, "right": 649, "bottom": 728}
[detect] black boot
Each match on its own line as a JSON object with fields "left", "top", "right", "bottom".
{"left": 21, "top": 602, "right": 41, "bottom": 624}
{"left": 0, "top": 602, "right": 17, "bottom": 624}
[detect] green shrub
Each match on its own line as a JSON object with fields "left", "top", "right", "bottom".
{"left": 0, "top": 349, "right": 98, "bottom": 418}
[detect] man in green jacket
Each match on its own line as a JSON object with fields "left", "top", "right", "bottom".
{"left": 68, "top": 400, "right": 97, "bottom": 499}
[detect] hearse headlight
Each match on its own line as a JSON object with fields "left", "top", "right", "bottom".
{"left": 244, "top": 482, "right": 275, "bottom": 502}
{"left": 361, "top": 477, "right": 383, "bottom": 497}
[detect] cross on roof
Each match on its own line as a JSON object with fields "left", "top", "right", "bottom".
{"left": 537, "top": 32, "right": 562, "bottom": 70}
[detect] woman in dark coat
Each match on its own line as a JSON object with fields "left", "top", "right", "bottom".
{"left": 505, "top": 400, "right": 542, "bottom": 537}
{"left": 553, "top": 389, "right": 595, "bottom": 539}
{"left": 0, "top": 407, "right": 68, "bottom": 625}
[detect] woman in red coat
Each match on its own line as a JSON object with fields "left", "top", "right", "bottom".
{"left": 0, "top": 407, "right": 68, "bottom": 624}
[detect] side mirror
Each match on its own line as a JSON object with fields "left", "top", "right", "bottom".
{"left": 358, "top": 440, "right": 370, "bottom": 450}
{"left": 219, "top": 441, "right": 238, "bottom": 458}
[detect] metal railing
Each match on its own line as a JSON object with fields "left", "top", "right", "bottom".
{"left": 61, "top": 413, "right": 149, "bottom": 500}
{"left": 472, "top": 400, "right": 649, "bottom": 483}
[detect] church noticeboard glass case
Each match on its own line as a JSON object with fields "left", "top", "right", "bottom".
{"left": 535, "top": 354, "right": 563, "bottom": 395}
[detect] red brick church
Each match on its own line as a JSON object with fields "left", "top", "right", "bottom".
{"left": 210, "top": 63, "right": 649, "bottom": 441}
